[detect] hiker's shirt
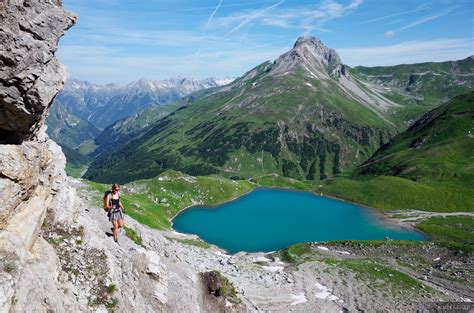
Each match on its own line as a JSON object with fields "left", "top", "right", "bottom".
{"left": 108, "top": 196, "right": 124, "bottom": 221}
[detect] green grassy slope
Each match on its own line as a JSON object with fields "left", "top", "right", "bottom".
{"left": 92, "top": 101, "right": 184, "bottom": 157}
{"left": 321, "top": 176, "right": 473, "bottom": 212}
{"left": 53, "top": 101, "right": 184, "bottom": 177}
{"left": 352, "top": 56, "right": 474, "bottom": 123}
{"left": 320, "top": 92, "right": 474, "bottom": 212}
{"left": 85, "top": 170, "right": 254, "bottom": 229}
{"left": 62, "top": 145, "right": 92, "bottom": 177}
{"left": 357, "top": 92, "right": 474, "bottom": 186}
{"left": 416, "top": 216, "right": 474, "bottom": 253}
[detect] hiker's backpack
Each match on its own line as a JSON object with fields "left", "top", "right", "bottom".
{"left": 103, "top": 190, "right": 112, "bottom": 211}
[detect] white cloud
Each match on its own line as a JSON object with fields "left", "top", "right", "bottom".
{"left": 337, "top": 38, "right": 473, "bottom": 67}
{"left": 205, "top": 0, "right": 224, "bottom": 30}
{"left": 226, "top": 0, "right": 285, "bottom": 35}
{"left": 212, "top": 0, "right": 364, "bottom": 34}
{"left": 385, "top": 19, "right": 403, "bottom": 26}
{"left": 300, "top": 0, "right": 364, "bottom": 33}
{"left": 58, "top": 41, "right": 289, "bottom": 84}
{"left": 66, "top": 27, "right": 235, "bottom": 49}
{"left": 361, "top": 6, "right": 428, "bottom": 24}
{"left": 262, "top": 17, "right": 291, "bottom": 28}
{"left": 385, "top": 9, "right": 453, "bottom": 37}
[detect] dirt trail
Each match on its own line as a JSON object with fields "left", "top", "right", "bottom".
{"left": 388, "top": 210, "right": 474, "bottom": 226}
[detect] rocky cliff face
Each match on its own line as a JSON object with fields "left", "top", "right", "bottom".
{"left": 0, "top": 0, "right": 76, "bottom": 143}
{"left": 0, "top": 0, "right": 76, "bottom": 311}
{"left": 0, "top": 2, "right": 250, "bottom": 312}
{"left": 270, "top": 36, "right": 396, "bottom": 114}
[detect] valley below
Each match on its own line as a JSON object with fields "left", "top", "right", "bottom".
{"left": 65, "top": 169, "right": 472, "bottom": 311}
{"left": 15, "top": 176, "right": 470, "bottom": 312}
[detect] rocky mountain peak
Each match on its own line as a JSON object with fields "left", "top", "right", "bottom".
{"left": 293, "top": 36, "right": 342, "bottom": 65}
{"left": 270, "top": 36, "right": 346, "bottom": 79}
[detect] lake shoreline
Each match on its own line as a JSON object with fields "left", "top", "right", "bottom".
{"left": 74, "top": 178, "right": 474, "bottom": 312}
{"left": 171, "top": 186, "right": 426, "bottom": 254}
{"left": 171, "top": 184, "right": 426, "bottom": 234}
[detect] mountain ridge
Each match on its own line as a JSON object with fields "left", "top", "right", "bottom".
{"left": 80, "top": 37, "right": 472, "bottom": 184}
{"left": 356, "top": 91, "right": 474, "bottom": 186}
{"left": 55, "top": 76, "right": 235, "bottom": 128}
{"left": 351, "top": 55, "right": 474, "bottom": 124}
{"left": 46, "top": 101, "right": 100, "bottom": 148}
{"left": 45, "top": 101, "right": 100, "bottom": 176}
{"left": 84, "top": 37, "right": 403, "bottom": 183}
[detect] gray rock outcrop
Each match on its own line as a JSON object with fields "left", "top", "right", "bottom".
{"left": 0, "top": 0, "right": 76, "bottom": 311}
{"left": 272, "top": 36, "right": 347, "bottom": 79}
{"left": 0, "top": 0, "right": 75, "bottom": 228}
{"left": 0, "top": 0, "right": 76, "bottom": 143}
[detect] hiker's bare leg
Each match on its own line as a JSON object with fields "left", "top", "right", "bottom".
{"left": 112, "top": 220, "right": 119, "bottom": 240}
{"left": 118, "top": 219, "right": 124, "bottom": 229}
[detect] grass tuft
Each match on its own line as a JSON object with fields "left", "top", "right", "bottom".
{"left": 124, "top": 226, "right": 143, "bottom": 246}
{"left": 165, "top": 236, "right": 211, "bottom": 249}
{"left": 106, "top": 284, "right": 117, "bottom": 294}
{"left": 279, "top": 243, "right": 313, "bottom": 264}
{"left": 416, "top": 216, "right": 474, "bottom": 254}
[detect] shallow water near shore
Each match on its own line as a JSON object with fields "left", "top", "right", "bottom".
{"left": 172, "top": 188, "right": 425, "bottom": 253}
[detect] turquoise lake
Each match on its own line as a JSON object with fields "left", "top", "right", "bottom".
{"left": 172, "top": 188, "right": 425, "bottom": 253}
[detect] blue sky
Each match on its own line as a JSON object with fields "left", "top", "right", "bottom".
{"left": 59, "top": 0, "right": 474, "bottom": 83}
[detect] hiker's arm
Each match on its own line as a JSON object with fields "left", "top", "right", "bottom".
{"left": 119, "top": 199, "right": 126, "bottom": 211}
{"left": 105, "top": 195, "right": 113, "bottom": 209}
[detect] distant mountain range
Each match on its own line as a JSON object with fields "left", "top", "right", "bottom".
{"left": 54, "top": 76, "right": 235, "bottom": 128}
{"left": 46, "top": 76, "right": 234, "bottom": 175}
{"left": 46, "top": 100, "right": 100, "bottom": 148}
{"left": 83, "top": 37, "right": 474, "bottom": 183}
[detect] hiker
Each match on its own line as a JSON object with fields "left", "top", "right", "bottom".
{"left": 104, "top": 183, "right": 126, "bottom": 243}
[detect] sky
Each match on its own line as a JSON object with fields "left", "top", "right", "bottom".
{"left": 58, "top": 0, "right": 474, "bottom": 83}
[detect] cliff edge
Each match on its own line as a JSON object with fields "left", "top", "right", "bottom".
{"left": 0, "top": 0, "right": 76, "bottom": 311}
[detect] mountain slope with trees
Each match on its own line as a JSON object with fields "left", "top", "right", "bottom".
{"left": 84, "top": 38, "right": 474, "bottom": 184}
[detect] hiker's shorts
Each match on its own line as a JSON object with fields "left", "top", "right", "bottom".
{"left": 108, "top": 207, "right": 124, "bottom": 222}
